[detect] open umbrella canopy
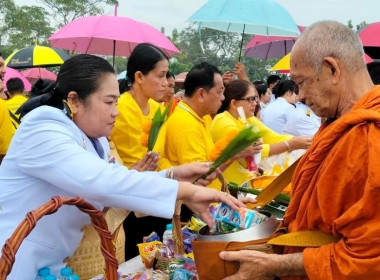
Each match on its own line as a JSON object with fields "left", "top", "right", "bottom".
{"left": 244, "top": 26, "right": 306, "bottom": 59}
{"left": 49, "top": 15, "right": 180, "bottom": 58}
{"left": 271, "top": 53, "right": 374, "bottom": 73}
{"left": 3, "top": 67, "right": 31, "bottom": 91}
{"left": 174, "top": 72, "right": 188, "bottom": 89}
{"left": 20, "top": 68, "right": 57, "bottom": 84}
{"left": 359, "top": 22, "right": 380, "bottom": 59}
{"left": 5, "top": 45, "right": 70, "bottom": 69}
{"left": 188, "top": 0, "right": 300, "bottom": 37}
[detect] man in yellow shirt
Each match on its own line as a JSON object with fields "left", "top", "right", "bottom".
{"left": 6, "top": 77, "right": 28, "bottom": 128}
{"left": 0, "top": 79, "right": 15, "bottom": 164}
{"left": 164, "top": 62, "right": 225, "bottom": 189}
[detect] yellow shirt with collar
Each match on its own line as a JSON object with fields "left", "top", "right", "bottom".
{"left": 164, "top": 101, "right": 220, "bottom": 189}
{"left": 210, "top": 111, "right": 292, "bottom": 185}
{"left": 111, "top": 92, "right": 170, "bottom": 169}
{"left": 0, "top": 99, "right": 15, "bottom": 155}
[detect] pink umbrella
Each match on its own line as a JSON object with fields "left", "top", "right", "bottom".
{"left": 21, "top": 68, "right": 57, "bottom": 84}
{"left": 244, "top": 26, "right": 305, "bottom": 59}
{"left": 359, "top": 22, "right": 380, "bottom": 59}
{"left": 3, "top": 67, "right": 31, "bottom": 91}
{"left": 49, "top": 15, "right": 180, "bottom": 66}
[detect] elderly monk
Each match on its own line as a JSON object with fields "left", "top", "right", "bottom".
{"left": 219, "top": 20, "right": 380, "bottom": 280}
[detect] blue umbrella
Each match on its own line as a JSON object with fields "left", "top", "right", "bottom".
{"left": 189, "top": 0, "right": 300, "bottom": 61}
{"left": 117, "top": 70, "right": 127, "bottom": 80}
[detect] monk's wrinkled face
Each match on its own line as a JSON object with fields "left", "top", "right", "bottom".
{"left": 290, "top": 48, "right": 338, "bottom": 119}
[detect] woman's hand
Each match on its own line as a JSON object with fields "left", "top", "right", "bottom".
{"left": 288, "top": 136, "right": 312, "bottom": 150}
{"left": 235, "top": 140, "right": 263, "bottom": 159}
{"left": 172, "top": 162, "right": 217, "bottom": 186}
{"left": 130, "top": 152, "right": 159, "bottom": 171}
{"left": 177, "top": 182, "right": 245, "bottom": 228}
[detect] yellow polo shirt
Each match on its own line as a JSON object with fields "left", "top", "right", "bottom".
{"left": 6, "top": 94, "right": 28, "bottom": 128}
{"left": 210, "top": 111, "right": 292, "bottom": 185}
{"left": 164, "top": 101, "right": 220, "bottom": 189}
{"left": 0, "top": 99, "right": 15, "bottom": 155}
{"left": 111, "top": 92, "right": 170, "bottom": 169}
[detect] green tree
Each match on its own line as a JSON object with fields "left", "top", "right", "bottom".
{"left": 1, "top": 0, "right": 53, "bottom": 50}
{"left": 168, "top": 24, "right": 273, "bottom": 81}
{"left": 38, "top": 0, "right": 119, "bottom": 27}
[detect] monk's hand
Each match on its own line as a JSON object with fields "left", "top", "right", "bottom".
{"left": 219, "top": 250, "right": 277, "bottom": 280}
{"left": 130, "top": 151, "right": 159, "bottom": 172}
{"left": 220, "top": 251, "right": 306, "bottom": 279}
{"left": 172, "top": 162, "right": 217, "bottom": 186}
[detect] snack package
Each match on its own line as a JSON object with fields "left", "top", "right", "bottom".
{"left": 143, "top": 232, "right": 161, "bottom": 243}
{"left": 213, "top": 203, "right": 267, "bottom": 229}
{"left": 137, "top": 241, "right": 162, "bottom": 269}
{"left": 186, "top": 216, "right": 206, "bottom": 233}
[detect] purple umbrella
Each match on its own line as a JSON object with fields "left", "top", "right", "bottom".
{"left": 244, "top": 26, "right": 305, "bottom": 59}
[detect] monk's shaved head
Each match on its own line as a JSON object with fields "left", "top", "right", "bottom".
{"left": 292, "top": 20, "right": 366, "bottom": 75}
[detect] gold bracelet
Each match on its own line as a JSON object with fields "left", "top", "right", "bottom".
{"left": 285, "top": 141, "right": 291, "bottom": 152}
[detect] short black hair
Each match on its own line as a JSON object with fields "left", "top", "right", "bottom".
{"left": 267, "top": 75, "right": 281, "bottom": 87}
{"left": 0, "top": 51, "right": 2, "bottom": 57}
{"left": 6, "top": 78, "right": 25, "bottom": 95}
{"left": 272, "top": 79, "right": 298, "bottom": 99}
{"left": 367, "top": 61, "right": 380, "bottom": 85}
{"left": 166, "top": 71, "right": 175, "bottom": 79}
{"left": 256, "top": 84, "right": 268, "bottom": 98}
{"left": 184, "top": 62, "right": 221, "bottom": 97}
{"left": 253, "top": 80, "right": 265, "bottom": 88}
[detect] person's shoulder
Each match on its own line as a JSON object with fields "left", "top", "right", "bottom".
{"left": 212, "top": 111, "right": 236, "bottom": 126}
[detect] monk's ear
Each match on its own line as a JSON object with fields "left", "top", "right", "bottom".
{"left": 323, "top": 57, "right": 341, "bottom": 85}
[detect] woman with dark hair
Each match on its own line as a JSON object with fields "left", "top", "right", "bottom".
{"left": 110, "top": 43, "right": 176, "bottom": 259}
{"left": 256, "top": 84, "right": 271, "bottom": 109}
{"left": 211, "top": 79, "right": 311, "bottom": 185}
{"left": 262, "top": 79, "right": 299, "bottom": 134}
{"left": 111, "top": 43, "right": 169, "bottom": 169}
{"left": 0, "top": 54, "right": 244, "bottom": 279}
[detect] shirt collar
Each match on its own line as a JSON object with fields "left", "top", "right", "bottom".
{"left": 178, "top": 101, "right": 205, "bottom": 123}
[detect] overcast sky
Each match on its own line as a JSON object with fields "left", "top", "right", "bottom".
{"left": 13, "top": 0, "right": 380, "bottom": 35}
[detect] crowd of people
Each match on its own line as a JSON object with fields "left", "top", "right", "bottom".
{"left": 1, "top": 20, "right": 380, "bottom": 279}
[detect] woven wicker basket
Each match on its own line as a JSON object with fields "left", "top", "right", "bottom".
{"left": 0, "top": 196, "right": 119, "bottom": 280}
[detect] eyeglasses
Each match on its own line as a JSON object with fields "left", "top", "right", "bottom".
{"left": 238, "top": 96, "right": 259, "bottom": 103}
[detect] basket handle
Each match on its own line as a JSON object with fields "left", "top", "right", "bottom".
{"left": 0, "top": 196, "right": 118, "bottom": 280}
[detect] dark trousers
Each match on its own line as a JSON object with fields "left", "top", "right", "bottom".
{"left": 123, "top": 213, "right": 171, "bottom": 260}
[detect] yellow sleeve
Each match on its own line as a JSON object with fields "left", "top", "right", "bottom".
{"left": 0, "top": 100, "right": 14, "bottom": 154}
{"left": 248, "top": 116, "right": 293, "bottom": 157}
{"left": 210, "top": 113, "right": 241, "bottom": 142}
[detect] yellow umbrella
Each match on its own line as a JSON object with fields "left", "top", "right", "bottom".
{"left": 5, "top": 45, "right": 70, "bottom": 69}
{"left": 270, "top": 53, "right": 290, "bottom": 72}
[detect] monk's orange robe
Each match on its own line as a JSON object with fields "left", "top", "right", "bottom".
{"left": 283, "top": 86, "right": 380, "bottom": 280}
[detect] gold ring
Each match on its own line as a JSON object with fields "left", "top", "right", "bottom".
{"left": 224, "top": 192, "right": 229, "bottom": 197}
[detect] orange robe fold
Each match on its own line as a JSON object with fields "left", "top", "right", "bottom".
{"left": 283, "top": 86, "right": 380, "bottom": 280}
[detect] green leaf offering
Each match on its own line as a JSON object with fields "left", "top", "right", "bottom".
{"left": 194, "top": 125, "right": 263, "bottom": 183}
{"left": 147, "top": 101, "right": 172, "bottom": 151}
